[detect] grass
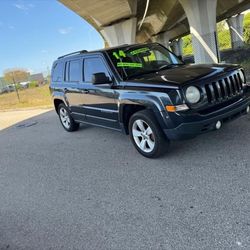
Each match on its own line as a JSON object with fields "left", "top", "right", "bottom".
{"left": 0, "top": 84, "right": 53, "bottom": 110}
{"left": 182, "top": 13, "right": 250, "bottom": 56}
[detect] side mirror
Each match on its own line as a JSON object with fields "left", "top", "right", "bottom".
{"left": 92, "top": 72, "right": 111, "bottom": 85}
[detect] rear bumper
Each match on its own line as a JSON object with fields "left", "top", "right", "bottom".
{"left": 163, "top": 96, "right": 250, "bottom": 140}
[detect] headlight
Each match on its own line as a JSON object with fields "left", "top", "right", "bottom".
{"left": 185, "top": 86, "right": 201, "bottom": 104}
{"left": 239, "top": 70, "right": 245, "bottom": 84}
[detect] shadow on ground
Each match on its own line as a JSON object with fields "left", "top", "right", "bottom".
{"left": 0, "top": 111, "right": 249, "bottom": 249}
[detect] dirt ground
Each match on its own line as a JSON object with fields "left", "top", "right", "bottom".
{"left": 0, "top": 108, "right": 52, "bottom": 130}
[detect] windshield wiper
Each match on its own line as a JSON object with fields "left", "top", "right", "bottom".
{"left": 158, "top": 63, "right": 184, "bottom": 71}
{"left": 125, "top": 63, "right": 184, "bottom": 80}
{"left": 126, "top": 69, "right": 159, "bottom": 80}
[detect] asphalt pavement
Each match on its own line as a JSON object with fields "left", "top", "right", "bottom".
{"left": 0, "top": 110, "right": 249, "bottom": 250}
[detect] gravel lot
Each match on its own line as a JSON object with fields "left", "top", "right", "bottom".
{"left": 0, "top": 111, "right": 249, "bottom": 250}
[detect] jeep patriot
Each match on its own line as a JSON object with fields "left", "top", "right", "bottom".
{"left": 50, "top": 43, "right": 250, "bottom": 158}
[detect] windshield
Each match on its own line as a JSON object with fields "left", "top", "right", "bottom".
{"left": 107, "top": 44, "right": 183, "bottom": 80}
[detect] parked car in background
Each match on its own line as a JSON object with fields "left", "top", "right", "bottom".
{"left": 0, "top": 87, "right": 7, "bottom": 94}
{"left": 19, "top": 81, "right": 30, "bottom": 89}
{"left": 7, "top": 84, "right": 15, "bottom": 92}
{"left": 0, "top": 84, "right": 15, "bottom": 94}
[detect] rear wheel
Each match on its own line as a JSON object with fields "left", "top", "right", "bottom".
{"left": 58, "top": 103, "right": 79, "bottom": 132}
{"left": 129, "top": 110, "right": 169, "bottom": 158}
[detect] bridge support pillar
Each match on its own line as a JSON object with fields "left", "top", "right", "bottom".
{"left": 152, "top": 32, "right": 170, "bottom": 48}
{"left": 179, "top": 0, "right": 220, "bottom": 63}
{"left": 170, "top": 38, "right": 183, "bottom": 56}
{"left": 227, "top": 14, "right": 244, "bottom": 49}
{"left": 100, "top": 17, "right": 137, "bottom": 46}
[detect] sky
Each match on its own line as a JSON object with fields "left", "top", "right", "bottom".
{"left": 0, "top": 0, "right": 104, "bottom": 76}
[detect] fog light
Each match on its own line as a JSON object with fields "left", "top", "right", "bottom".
{"left": 246, "top": 106, "right": 250, "bottom": 114}
{"left": 215, "top": 121, "right": 222, "bottom": 130}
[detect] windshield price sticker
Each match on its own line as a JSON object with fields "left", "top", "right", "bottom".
{"left": 130, "top": 48, "right": 150, "bottom": 55}
{"left": 117, "top": 62, "right": 142, "bottom": 68}
{"left": 112, "top": 48, "right": 150, "bottom": 60}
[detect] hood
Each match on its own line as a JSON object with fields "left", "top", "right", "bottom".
{"left": 127, "top": 63, "right": 240, "bottom": 86}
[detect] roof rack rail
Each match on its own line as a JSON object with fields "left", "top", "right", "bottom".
{"left": 58, "top": 50, "right": 88, "bottom": 59}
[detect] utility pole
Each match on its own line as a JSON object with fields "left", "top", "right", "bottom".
{"left": 11, "top": 71, "right": 20, "bottom": 102}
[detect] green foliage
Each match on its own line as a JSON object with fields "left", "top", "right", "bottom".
{"left": 244, "top": 28, "right": 250, "bottom": 44}
{"left": 182, "top": 34, "right": 193, "bottom": 55}
{"left": 182, "top": 13, "right": 250, "bottom": 56}
{"left": 243, "top": 13, "right": 250, "bottom": 26}
{"left": 243, "top": 13, "right": 250, "bottom": 44}
{"left": 29, "top": 81, "right": 38, "bottom": 88}
{"left": 217, "top": 28, "right": 231, "bottom": 50}
{"left": 216, "top": 20, "right": 231, "bottom": 50}
{"left": 15, "top": 83, "right": 22, "bottom": 90}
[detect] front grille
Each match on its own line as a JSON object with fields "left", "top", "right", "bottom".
{"left": 205, "top": 72, "right": 244, "bottom": 103}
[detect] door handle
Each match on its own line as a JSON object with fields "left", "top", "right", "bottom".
{"left": 81, "top": 90, "right": 89, "bottom": 94}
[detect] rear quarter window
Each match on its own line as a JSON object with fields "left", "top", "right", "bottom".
{"left": 65, "top": 60, "right": 81, "bottom": 82}
{"left": 52, "top": 62, "right": 64, "bottom": 82}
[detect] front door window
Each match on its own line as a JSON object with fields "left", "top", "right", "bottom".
{"left": 83, "top": 58, "right": 111, "bottom": 82}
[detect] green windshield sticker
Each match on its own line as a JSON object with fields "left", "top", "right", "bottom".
{"left": 112, "top": 50, "right": 127, "bottom": 60}
{"left": 117, "top": 62, "right": 142, "bottom": 68}
{"left": 130, "top": 47, "right": 150, "bottom": 55}
{"left": 118, "top": 50, "right": 126, "bottom": 58}
{"left": 144, "top": 51, "right": 156, "bottom": 62}
{"left": 113, "top": 52, "right": 120, "bottom": 59}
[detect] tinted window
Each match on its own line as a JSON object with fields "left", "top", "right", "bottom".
{"left": 84, "top": 58, "right": 110, "bottom": 82}
{"left": 68, "top": 60, "right": 81, "bottom": 82}
{"left": 52, "top": 62, "right": 64, "bottom": 82}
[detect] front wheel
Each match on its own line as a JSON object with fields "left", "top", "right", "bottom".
{"left": 129, "top": 110, "right": 169, "bottom": 158}
{"left": 58, "top": 103, "right": 79, "bottom": 132}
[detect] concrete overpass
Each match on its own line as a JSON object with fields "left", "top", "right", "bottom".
{"left": 59, "top": 0, "right": 250, "bottom": 63}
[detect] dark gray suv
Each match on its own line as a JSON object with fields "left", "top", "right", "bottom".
{"left": 50, "top": 43, "right": 250, "bottom": 158}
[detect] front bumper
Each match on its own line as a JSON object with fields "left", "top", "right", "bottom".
{"left": 163, "top": 95, "right": 250, "bottom": 140}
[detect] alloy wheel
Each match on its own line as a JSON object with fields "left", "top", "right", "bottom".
{"left": 132, "top": 119, "right": 155, "bottom": 153}
{"left": 59, "top": 107, "right": 71, "bottom": 129}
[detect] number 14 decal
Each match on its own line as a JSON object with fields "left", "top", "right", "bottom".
{"left": 112, "top": 50, "right": 126, "bottom": 60}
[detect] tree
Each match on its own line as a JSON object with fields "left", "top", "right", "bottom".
{"left": 4, "top": 68, "right": 30, "bottom": 84}
{"left": 3, "top": 68, "right": 30, "bottom": 102}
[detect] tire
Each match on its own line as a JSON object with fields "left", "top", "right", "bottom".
{"left": 58, "top": 103, "right": 79, "bottom": 132}
{"left": 129, "top": 110, "right": 169, "bottom": 158}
